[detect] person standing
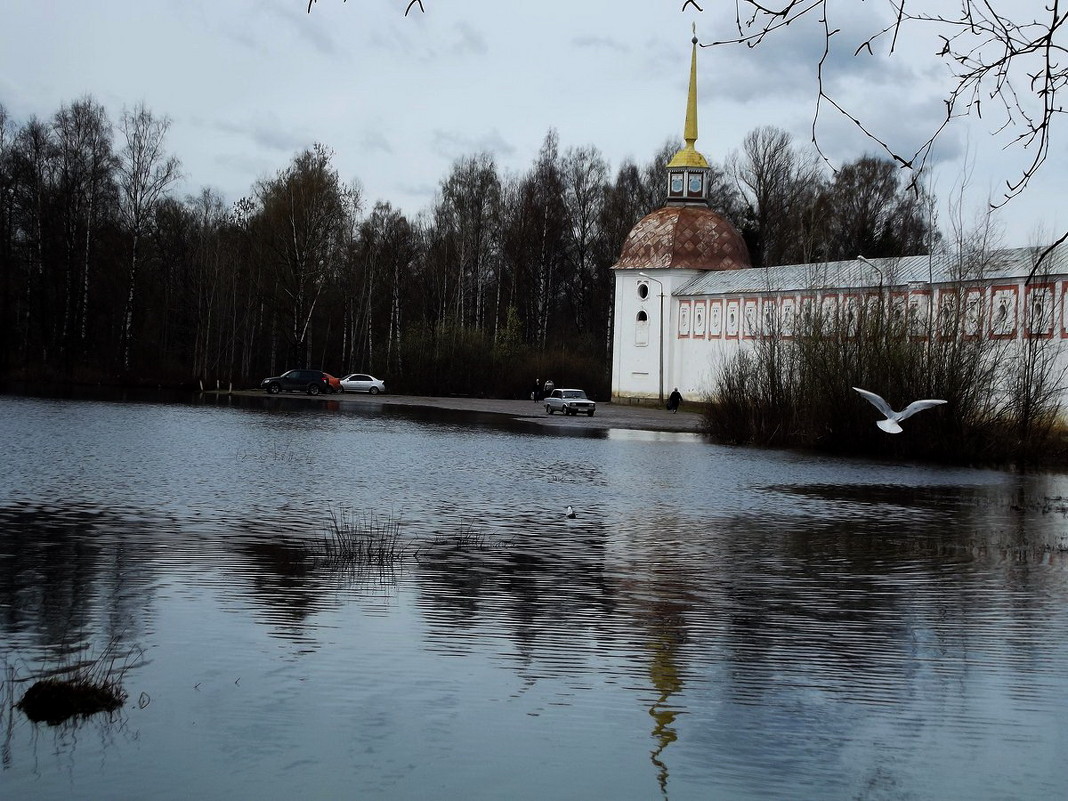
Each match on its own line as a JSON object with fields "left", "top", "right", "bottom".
{"left": 667, "top": 387, "right": 682, "bottom": 413}
{"left": 543, "top": 378, "right": 555, "bottom": 396}
{"left": 532, "top": 378, "right": 541, "bottom": 401}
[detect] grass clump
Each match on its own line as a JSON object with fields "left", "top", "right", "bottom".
{"left": 321, "top": 509, "right": 406, "bottom": 564}
{"left": 14, "top": 640, "right": 133, "bottom": 726}
{"left": 316, "top": 510, "right": 511, "bottom": 568}
{"left": 417, "top": 526, "right": 491, "bottom": 555}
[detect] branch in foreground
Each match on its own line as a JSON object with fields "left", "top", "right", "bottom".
{"left": 307, "top": 0, "right": 426, "bottom": 14}
{"left": 705, "top": 1, "right": 1067, "bottom": 207}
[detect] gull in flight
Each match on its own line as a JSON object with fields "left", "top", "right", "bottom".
{"left": 852, "top": 387, "right": 947, "bottom": 434}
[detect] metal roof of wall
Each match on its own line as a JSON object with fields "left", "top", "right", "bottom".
{"left": 675, "top": 245, "right": 1068, "bottom": 297}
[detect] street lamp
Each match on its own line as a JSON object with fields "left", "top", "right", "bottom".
{"left": 857, "top": 254, "right": 883, "bottom": 288}
{"left": 638, "top": 271, "right": 665, "bottom": 404}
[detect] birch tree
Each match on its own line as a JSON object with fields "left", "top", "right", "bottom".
{"left": 254, "top": 144, "right": 351, "bottom": 367}
{"left": 116, "top": 103, "right": 180, "bottom": 371}
{"left": 561, "top": 145, "right": 608, "bottom": 340}
{"left": 433, "top": 153, "right": 501, "bottom": 332}
{"left": 52, "top": 97, "right": 116, "bottom": 355}
{"left": 730, "top": 126, "right": 824, "bottom": 267}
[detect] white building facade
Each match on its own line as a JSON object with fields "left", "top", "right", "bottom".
{"left": 610, "top": 38, "right": 1068, "bottom": 407}
{"left": 613, "top": 248, "right": 1068, "bottom": 404}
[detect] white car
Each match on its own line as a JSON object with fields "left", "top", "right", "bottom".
{"left": 340, "top": 373, "right": 387, "bottom": 394}
{"left": 545, "top": 388, "right": 596, "bottom": 416}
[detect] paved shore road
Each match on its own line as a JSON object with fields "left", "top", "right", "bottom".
{"left": 235, "top": 390, "right": 701, "bottom": 434}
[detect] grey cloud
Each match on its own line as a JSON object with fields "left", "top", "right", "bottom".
{"left": 430, "top": 128, "right": 515, "bottom": 162}
{"left": 572, "top": 35, "right": 629, "bottom": 54}
{"left": 451, "top": 22, "right": 488, "bottom": 57}
{"left": 706, "top": 4, "right": 918, "bottom": 103}
{"left": 400, "top": 20, "right": 489, "bottom": 65}
{"left": 212, "top": 151, "right": 275, "bottom": 182}
{"left": 207, "top": 116, "right": 309, "bottom": 154}
{"left": 802, "top": 89, "right": 965, "bottom": 178}
{"left": 357, "top": 128, "right": 393, "bottom": 156}
{"left": 263, "top": 0, "right": 338, "bottom": 57}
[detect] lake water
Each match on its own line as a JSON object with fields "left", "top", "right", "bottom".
{"left": 1, "top": 392, "right": 1067, "bottom": 800}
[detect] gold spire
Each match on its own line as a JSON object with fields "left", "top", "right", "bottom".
{"left": 667, "top": 27, "right": 709, "bottom": 169}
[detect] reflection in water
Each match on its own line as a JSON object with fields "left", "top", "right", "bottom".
{"left": 646, "top": 608, "right": 685, "bottom": 799}
{"left": 0, "top": 503, "right": 155, "bottom": 660}
{"left": 0, "top": 393, "right": 1067, "bottom": 799}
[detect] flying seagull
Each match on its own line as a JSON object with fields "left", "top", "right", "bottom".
{"left": 566, "top": 505, "right": 576, "bottom": 518}
{"left": 852, "top": 387, "right": 947, "bottom": 434}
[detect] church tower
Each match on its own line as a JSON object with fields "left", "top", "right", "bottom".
{"left": 610, "top": 30, "right": 750, "bottom": 404}
{"left": 665, "top": 32, "right": 711, "bottom": 207}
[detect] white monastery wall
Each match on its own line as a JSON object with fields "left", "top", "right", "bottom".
{"left": 614, "top": 264, "right": 1068, "bottom": 407}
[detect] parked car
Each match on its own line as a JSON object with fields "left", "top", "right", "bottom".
{"left": 261, "top": 369, "right": 333, "bottom": 396}
{"left": 323, "top": 373, "right": 343, "bottom": 394}
{"left": 545, "top": 388, "right": 596, "bottom": 416}
{"left": 340, "top": 373, "right": 387, "bottom": 394}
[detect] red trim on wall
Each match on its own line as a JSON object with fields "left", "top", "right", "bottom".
{"left": 908, "top": 289, "right": 932, "bottom": 341}
{"left": 708, "top": 299, "right": 724, "bottom": 340}
{"left": 725, "top": 299, "right": 741, "bottom": 340}
{"left": 1061, "top": 283, "right": 1068, "bottom": 339}
{"left": 1025, "top": 282, "right": 1055, "bottom": 339}
{"left": 841, "top": 293, "right": 861, "bottom": 339}
{"left": 779, "top": 296, "right": 797, "bottom": 340}
{"left": 989, "top": 284, "right": 1018, "bottom": 340}
{"left": 691, "top": 299, "right": 708, "bottom": 339}
{"left": 962, "top": 287, "right": 984, "bottom": 340}
{"left": 741, "top": 296, "right": 760, "bottom": 340}
{"left": 677, "top": 299, "right": 692, "bottom": 339}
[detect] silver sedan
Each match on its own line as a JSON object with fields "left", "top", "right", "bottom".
{"left": 340, "top": 373, "right": 387, "bottom": 394}
{"left": 545, "top": 388, "right": 596, "bottom": 416}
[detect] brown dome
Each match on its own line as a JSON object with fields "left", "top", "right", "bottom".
{"left": 614, "top": 206, "right": 750, "bottom": 271}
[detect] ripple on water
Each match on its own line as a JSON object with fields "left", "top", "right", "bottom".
{"left": 2, "top": 394, "right": 1068, "bottom": 800}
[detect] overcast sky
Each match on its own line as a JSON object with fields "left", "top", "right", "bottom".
{"left": 3, "top": 0, "right": 1063, "bottom": 248}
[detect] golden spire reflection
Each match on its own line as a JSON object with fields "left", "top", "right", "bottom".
{"left": 644, "top": 603, "right": 687, "bottom": 799}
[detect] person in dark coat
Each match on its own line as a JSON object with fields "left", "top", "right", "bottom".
{"left": 667, "top": 387, "right": 682, "bottom": 413}
{"left": 532, "top": 378, "right": 541, "bottom": 401}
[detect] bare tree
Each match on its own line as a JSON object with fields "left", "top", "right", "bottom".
{"left": 561, "top": 145, "right": 608, "bottom": 337}
{"left": 515, "top": 130, "right": 568, "bottom": 348}
{"left": 8, "top": 117, "right": 57, "bottom": 363}
{"left": 52, "top": 97, "right": 116, "bottom": 354}
{"left": 116, "top": 103, "right": 181, "bottom": 371}
{"left": 705, "top": 1, "right": 1066, "bottom": 211}
{"left": 0, "top": 105, "right": 12, "bottom": 370}
{"left": 820, "top": 155, "right": 937, "bottom": 261}
{"left": 730, "top": 126, "right": 824, "bottom": 267}
{"left": 433, "top": 153, "right": 501, "bottom": 333}
{"left": 253, "top": 143, "right": 351, "bottom": 367}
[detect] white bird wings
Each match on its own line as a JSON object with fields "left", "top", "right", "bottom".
{"left": 852, "top": 387, "right": 893, "bottom": 418}
{"left": 896, "top": 398, "right": 948, "bottom": 422}
{"left": 852, "top": 387, "right": 947, "bottom": 433}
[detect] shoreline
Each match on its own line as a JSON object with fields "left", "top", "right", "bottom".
{"left": 226, "top": 389, "right": 702, "bottom": 434}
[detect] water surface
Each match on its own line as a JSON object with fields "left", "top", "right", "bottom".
{"left": 1, "top": 393, "right": 1067, "bottom": 800}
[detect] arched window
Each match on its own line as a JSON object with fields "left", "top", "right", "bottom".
{"left": 636, "top": 310, "right": 649, "bottom": 346}
{"left": 638, "top": 282, "right": 649, "bottom": 300}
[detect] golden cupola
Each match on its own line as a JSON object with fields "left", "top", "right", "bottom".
{"left": 665, "top": 31, "right": 711, "bottom": 205}
{"left": 613, "top": 30, "right": 750, "bottom": 272}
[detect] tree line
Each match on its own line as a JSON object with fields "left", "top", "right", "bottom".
{"left": 0, "top": 96, "right": 937, "bottom": 397}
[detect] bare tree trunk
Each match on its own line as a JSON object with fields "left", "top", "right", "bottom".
{"left": 121, "top": 235, "right": 139, "bottom": 370}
